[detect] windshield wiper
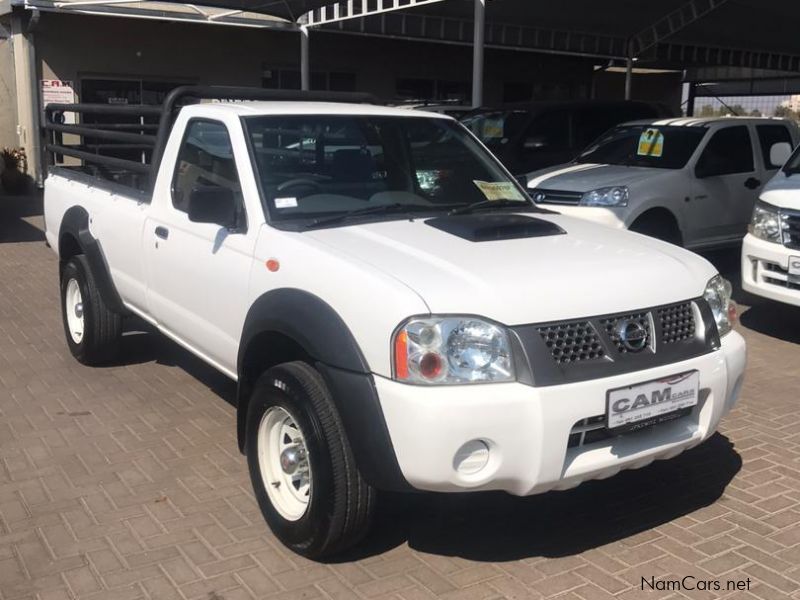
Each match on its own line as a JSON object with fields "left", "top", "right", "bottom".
{"left": 448, "top": 199, "right": 533, "bottom": 216}
{"left": 305, "top": 203, "right": 436, "bottom": 230}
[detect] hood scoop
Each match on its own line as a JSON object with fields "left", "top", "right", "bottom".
{"left": 425, "top": 213, "right": 566, "bottom": 242}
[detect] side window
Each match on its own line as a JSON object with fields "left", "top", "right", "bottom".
{"left": 696, "top": 126, "right": 754, "bottom": 176}
{"left": 522, "top": 111, "right": 572, "bottom": 153}
{"left": 172, "top": 120, "right": 242, "bottom": 212}
{"left": 756, "top": 125, "right": 793, "bottom": 169}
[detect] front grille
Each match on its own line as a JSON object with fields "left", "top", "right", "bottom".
{"left": 657, "top": 302, "right": 696, "bottom": 344}
{"left": 761, "top": 260, "right": 800, "bottom": 291}
{"left": 600, "top": 312, "right": 651, "bottom": 354}
{"left": 537, "top": 321, "right": 605, "bottom": 364}
{"left": 782, "top": 210, "right": 800, "bottom": 250}
{"left": 567, "top": 415, "right": 612, "bottom": 448}
{"left": 530, "top": 188, "right": 583, "bottom": 205}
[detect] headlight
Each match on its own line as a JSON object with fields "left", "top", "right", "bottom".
{"left": 748, "top": 200, "right": 783, "bottom": 244}
{"left": 580, "top": 186, "right": 628, "bottom": 207}
{"left": 703, "top": 275, "right": 736, "bottom": 337}
{"left": 393, "top": 317, "right": 514, "bottom": 384}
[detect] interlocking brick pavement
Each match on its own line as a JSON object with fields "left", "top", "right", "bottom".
{"left": 2, "top": 194, "right": 800, "bottom": 600}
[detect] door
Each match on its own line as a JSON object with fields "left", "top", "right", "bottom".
{"left": 144, "top": 119, "right": 256, "bottom": 374}
{"left": 690, "top": 125, "right": 759, "bottom": 245}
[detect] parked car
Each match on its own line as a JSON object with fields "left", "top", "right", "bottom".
{"left": 526, "top": 117, "right": 799, "bottom": 249}
{"left": 742, "top": 145, "right": 800, "bottom": 306}
{"left": 43, "top": 87, "right": 746, "bottom": 559}
{"left": 461, "top": 100, "right": 671, "bottom": 175}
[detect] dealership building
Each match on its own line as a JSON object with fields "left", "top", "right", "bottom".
{"left": 1, "top": 0, "right": 799, "bottom": 183}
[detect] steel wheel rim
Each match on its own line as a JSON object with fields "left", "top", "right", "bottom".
{"left": 65, "top": 278, "right": 85, "bottom": 344}
{"left": 257, "top": 406, "right": 312, "bottom": 521}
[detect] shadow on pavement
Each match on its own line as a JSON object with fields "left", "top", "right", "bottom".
{"left": 740, "top": 302, "right": 800, "bottom": 344}
{"left": 341, "top": 433, "right": 741, "bottom": 562}
{"left": 0, "top": 192, "right": 46, "bottom": 243}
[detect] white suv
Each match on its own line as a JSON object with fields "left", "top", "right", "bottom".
{"left": 527, "top": 117, "right": 798, "bottom": 249}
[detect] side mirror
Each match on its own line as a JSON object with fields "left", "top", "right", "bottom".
{"left": 770, "top": 142, "right": 792, "bottom": 168}
{"left": 188, "top": 186, "right": 239, "bottom": 229}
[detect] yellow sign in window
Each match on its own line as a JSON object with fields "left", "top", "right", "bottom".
{"left": 637, "top": 128, "right": 664, "bottom": 157}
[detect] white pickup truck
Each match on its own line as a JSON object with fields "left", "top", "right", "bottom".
{"left": 43, "top": 86, "right": 746, "bottom": 559}
{"left": 742, "top": 147, "right": 800, "bottom": 306}
{"left": 527, "top": 117, "right": 798, "bottom": 249}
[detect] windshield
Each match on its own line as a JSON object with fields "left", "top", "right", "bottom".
{"left": 461, "top": 110, "right": 530, "bottom": 147}
{"left": 244, "top": 115, "right": 531, "bottom": 224}
{"left": 576, "top": 125, "right": 706, "bottom": 169}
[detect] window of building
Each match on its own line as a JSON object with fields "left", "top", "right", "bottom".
{"left": 262, "top": 66, "right": 356, "bottom": 91}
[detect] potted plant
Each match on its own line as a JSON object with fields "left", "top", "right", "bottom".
{"left": 1, "top": 147, "right": 29, "bottom": 195}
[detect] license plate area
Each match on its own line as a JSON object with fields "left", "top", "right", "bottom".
{"left": 606, "top": 371, "right": 699, "bottom": 434}
{"left": 788, "top": 256, "right": 800, "bottom": 282}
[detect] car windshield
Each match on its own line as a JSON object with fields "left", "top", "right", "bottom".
{"left": 575, "top": 124, "right": 706, "bottom": 169}
{"left": 244, "top": 114, "right": 532, "bottom": 224}
{"left": 461, "top": 110, "right": 530, "bottom": 147}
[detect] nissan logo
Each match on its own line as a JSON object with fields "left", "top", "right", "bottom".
{"left": 617, "top": 319, "right": 648, "bottom": 352}
{"left": 532, "top": 191, "right": 546, "bottom": 203}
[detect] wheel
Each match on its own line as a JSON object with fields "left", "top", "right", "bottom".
{"left": 245, "top": 361, "right": 375, "bottom": 559}
{"left": 60, "top": 255, "right": 122, "bottom": 365}
{"left": 630, "top": 213, "right": 683, "bottom": 246}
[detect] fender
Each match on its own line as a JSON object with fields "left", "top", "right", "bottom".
{"left": 237, "top": 289, "right": 412, "bottom": 492}
{"left": 59, "top": 206, "right": 127, "bottom": 314}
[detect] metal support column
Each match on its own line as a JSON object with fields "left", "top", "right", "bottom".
{"left": 685, "top": 81, "right": 696, "bottom": 116}
{"left": 300, "top": 25, "right": 310, "bottom": 91}
{"left": 624, "top": 55, "right": 633, "bottom": 100}
{"left": 471, "top": 0, "right": 485, "bottom": 108}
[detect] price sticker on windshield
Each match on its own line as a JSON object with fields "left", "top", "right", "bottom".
{"left": 637, "top": 128, "right": 664, "bottom": 157}
{"left": 473, "top": 180, "right": 525, "bottom": 202}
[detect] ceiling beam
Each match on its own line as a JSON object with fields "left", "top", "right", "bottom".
{"left": 630, "top": 0, "right": 729, "bottom": 57}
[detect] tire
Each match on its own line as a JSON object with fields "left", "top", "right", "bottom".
{"left": 245, "top": 361, "right": 375, "bottom": 559}
{"left": 60, "top": 255, "right": 122, "bottom": 365}
{"left": 630, "top": 213, "right": 683, "bottom": 246}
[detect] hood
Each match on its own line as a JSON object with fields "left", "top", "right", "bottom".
{"left": 304, "top": 213, "right": 716, "bottom": 325}
{"left": 759, "top": 170, "right": 800, "bottom": 210}
{"left": 527, "top": 163, "right": 673, "bottom": 193}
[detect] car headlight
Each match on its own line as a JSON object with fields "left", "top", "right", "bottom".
{"left": 393, "top": 317, "right": 515, "bottom": 384}
{"left": 748, "top": 200, "right": 783, "bottom": 244}
{"left": 580, "top": 186, "right": 628, "bottom": 207}
{"left": 703, "top": 275, "right": 736, "bottom": 337}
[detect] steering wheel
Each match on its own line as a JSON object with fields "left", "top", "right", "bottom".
{"left": 277, "top": 178, "right": 322, "bottom": 194}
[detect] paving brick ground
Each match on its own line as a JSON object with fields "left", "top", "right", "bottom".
{"left": 2, "top": 193, "right": 800, "bottom": 600}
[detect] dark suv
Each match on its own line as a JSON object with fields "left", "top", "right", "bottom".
{"left": 462, "top": 100, "right": 672, "bottom": 175}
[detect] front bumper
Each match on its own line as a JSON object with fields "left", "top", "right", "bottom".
{"left": 375, "top": 331, "right": 746, "bottom": 496}
{"left": 741, "top": 233, "right": 800, "bottom": 307}
{"left": 536, "top": 204, "right": 627, "bottom": 229}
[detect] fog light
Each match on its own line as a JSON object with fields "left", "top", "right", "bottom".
{"left": 453, "top": 440, "right": 490, "bottom": 475}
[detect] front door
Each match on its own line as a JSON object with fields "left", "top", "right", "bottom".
{"left": 690, "top": 125, "right": 760, "bottom": 246}
{"left": 144, "top": 118, "right": 257, "bottom": 375}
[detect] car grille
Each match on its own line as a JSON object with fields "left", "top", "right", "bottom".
{"left": 567, "top": 415, "right": 610, "bottom": 448}
{"left": 761, "top": 261, "right": 800, "bottom": 291}
{"left": 657, "top": 302, "right": 696, "bottom": 344}
{"left": 783, "top": 209, "right": 800, "bottom": 250}
{"left": 529, "top": 188, "right": 583, "bottom": 205}
{"left": 537, "top": 321, "right": 605, "bottom": 364}
{"left": 599, "top": 311, "right": 651, "bottom": 354}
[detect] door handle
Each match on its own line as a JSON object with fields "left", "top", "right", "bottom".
{"left": 155, "top": 226, "right": 169, "bottom": 240}
{"left": 744, "top": 177, "right": 761, "bottom": 190}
